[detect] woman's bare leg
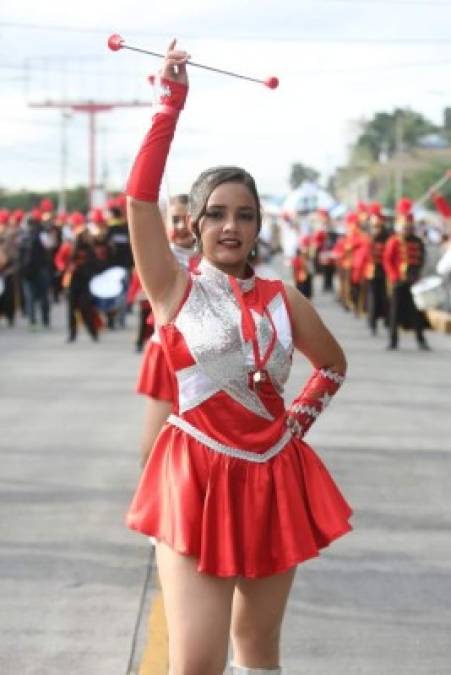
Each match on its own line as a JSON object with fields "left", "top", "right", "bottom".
{"left": 156, "top": 542, "right": 236, "bottom": 675}
{"left": 230, "top": 567, "right": 296, "bottom": 670}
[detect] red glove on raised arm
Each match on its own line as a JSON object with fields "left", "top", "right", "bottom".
{"left": 126, "top": 78, "right": 188, "bottom": 202}
{"left": 286, "top": 367, "right": 345, "bottom": 439}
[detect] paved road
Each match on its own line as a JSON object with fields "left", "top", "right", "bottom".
{"left": 1, "top": 307, "right": 150, "bottom": 675}
{"left": 1, "top": 280, "right": 451, "bottom": 674}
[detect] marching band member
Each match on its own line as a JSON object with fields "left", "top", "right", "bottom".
{"left": 383, "top": 198, "right": 430, "bottom": 350}
{"left": 291, "top": 234, "right": 313, "bottom": 298}
{"left": 355, "top": 202, "right": 389, "bottom": 335}
{"left": 125, "top": 40, "right": 352, "bottom": 675}
{"left": 64, "top": 212, "right": 101, "bottom": 343}
{"left": 106, "top": 195, "right": 133, "bottom": 329}
{"left": 333, "top": 212, "right": 364, "bottom": 311}
{"left": 0, "top": 209, "right": 17, "bottom": 326}
{"left": 313, "top": 208, "right": 338, "bottom": 292}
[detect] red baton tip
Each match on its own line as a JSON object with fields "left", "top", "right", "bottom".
{"left": 108, "top": 34, "right": 124, "bottom": 51}
{"left": 264, "top": 76, "right": 279, "bottom": 90}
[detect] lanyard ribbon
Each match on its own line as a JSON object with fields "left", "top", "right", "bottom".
{"left": 228, "top": 275, "right": 277, "bottom": 375}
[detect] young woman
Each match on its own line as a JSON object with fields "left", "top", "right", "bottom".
{"left": 125, "top": 40, "right": 352, "bottom": 675}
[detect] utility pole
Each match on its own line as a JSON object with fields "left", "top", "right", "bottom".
{"left": 58, "top": 110, "right": 71, "bottom": 214}
{"left": 395, "top": 112, "right": 404, "bottom": 202}
{"left": 29, "top": 100, "right": 151, "bottom": 209}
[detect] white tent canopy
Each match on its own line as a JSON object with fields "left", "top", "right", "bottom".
{"left": 282, "top": 181, "right": 336, "bottom": 214}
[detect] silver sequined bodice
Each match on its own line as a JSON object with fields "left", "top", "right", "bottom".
{"left": 173, "top": 260, "right": 293, "bottom": 420}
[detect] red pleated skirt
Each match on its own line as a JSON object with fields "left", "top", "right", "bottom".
{"left": 126, "top": 424, "right": 352, "bottom": 578}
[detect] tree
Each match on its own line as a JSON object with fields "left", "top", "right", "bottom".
{"left": 289, "top": 163, "right": 320, "bottom": 189}
{"left": 352, "top": 109, "right": 437, "bottom": 164}
{"left": 444, "top": 107, "right": 451, "bottom": 141}
{"left": 0, "top": 185, "right": 89, "bottom": 212}
{"left": 380, "top": 161, "right": 451, "bottom": 209}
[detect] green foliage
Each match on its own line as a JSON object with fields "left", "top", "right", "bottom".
{"left": 289, "top": 163, "right": 320, "bottom": 189}
{"left": 0, "top": 186, "right": 89, "bottom": 213}
{"left": 444, "top": 107, "right": 451, "bottom": 140}
{"left": 352, "top": 109, "right": 438, "bottom": 163}
{"left": 380, "top": 161, "right": 451, "bottom": 209}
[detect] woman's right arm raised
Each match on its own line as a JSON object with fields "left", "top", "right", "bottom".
{"left": 126, "top": 40, "right": 190, "bottom": 323}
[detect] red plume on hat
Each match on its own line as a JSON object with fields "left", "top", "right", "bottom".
{"left": 0, "top": 208, "right": 10, "bottom": 224}
{"left": 116, "top": 194, "right": 126, "bottom": 215}
{"left": 11, "top": 209, "right": 24, "bottom": 225}
{"left": 107, "top": 194, "right": 126, "bottom": 216}
{"left": 396, "top": 197, "right": 413, "bottom": 216}
{"left": 91, "top": 208, "right": 106, "bottom": 225}
{"left": 356, "top": 200, "right": 368, "bottom": 214}
{"left": 40, "top": 198, "right": 54, "bottom": 213}
{"left": 369, "top": 201, "right": 383, "bottom": 218}
{"left": 30, "top": 208, "right": 42, "bottom": 222}
{"left": 69, "top": 211, "right": 86, "bottom": 228}
{"left": 55, "top": 211, "right": 67, "bottom": 226}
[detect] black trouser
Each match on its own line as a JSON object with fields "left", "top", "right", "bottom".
{"left": 67, "top": 276, "right": 98, "bottom": 340}
{"left": 22, "top": 268, "right": 51, "bottom": 326}
{"left": 367, "top": 276, "right": 388, "bottom": 333}
{"left": 52, "top": 269, "right": 63, "bottom": 303}
{"left": 0, "top": 274, "right": 16, "bottom": 325}
{"left": 136, "top": 302, "right": 152, "bottom": 349}
{"left": 322, "top": 264, "right": 335, "bottom": 292}
{"left": 350, "top": 281, "right": 363, "bottom": 316}
{"left": 389, "top": 282, "right": 425, "bottom": 347}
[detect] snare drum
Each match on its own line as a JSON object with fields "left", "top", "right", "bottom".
{"left": 436, "top": 248, "right": 451, "bottom": 276}
{"left": 411, "top": 275, "right": 447, "bottom": 311}
{"left": 89, "top": 266, "right": 127, "bottom": 312}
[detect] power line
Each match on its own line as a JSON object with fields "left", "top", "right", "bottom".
{"left": 306, "top": 59, "right": 451, "bottom": 74}
{"left": 318, "top": 0, "right": 451, "bottom": 4}
{"left": 1, "top": 21, "right": 451, "bottom": 44}
{"left": 2, "top": 58, "right": 451, "bottom": 78}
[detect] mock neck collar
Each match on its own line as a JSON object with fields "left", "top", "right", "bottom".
{"left": 198, "top": 258, "right": 255, "bottom": 293}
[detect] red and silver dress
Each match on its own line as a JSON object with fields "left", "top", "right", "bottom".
{"left": 127, "top": 259, "right": 352, "bottom": 578}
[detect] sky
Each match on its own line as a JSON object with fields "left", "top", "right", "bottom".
{"left": 1, "top": 0, "right": 451, "bottom": 200}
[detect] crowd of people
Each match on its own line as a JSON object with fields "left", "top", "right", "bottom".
{"left": 0, "top": 190, "right": 449, "bottom": 353}
{"left": 0, "top": 196, "right": 135, "bottom": 343}
{"left": 286, "top": 193, "right": 451, "bottom": 350}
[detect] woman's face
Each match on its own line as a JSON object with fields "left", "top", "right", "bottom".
{"left": 166, "top": 201, "right": 193, "bottom": 249}
{"left": 197, "top": 182, "right": 259, "bottom": 276}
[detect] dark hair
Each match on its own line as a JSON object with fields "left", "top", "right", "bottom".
{"left": 169, "top": 193, "right": 189, "bottom": 206}
{"left": 109, "top": 206, "right": 123, "bottom": 219}
{"left": 189, "top": 166, "right": 261, "bottom": 240}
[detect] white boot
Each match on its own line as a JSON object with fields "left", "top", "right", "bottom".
{"left": 230, "top": 668, "right": 281, "bottom": 674}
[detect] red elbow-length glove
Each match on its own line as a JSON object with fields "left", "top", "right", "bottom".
{"left": 126, "top": 78, "right": 188, "bottom": 202}
{"left": 286, "top": 367, "right": 345, "bottom": 439}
